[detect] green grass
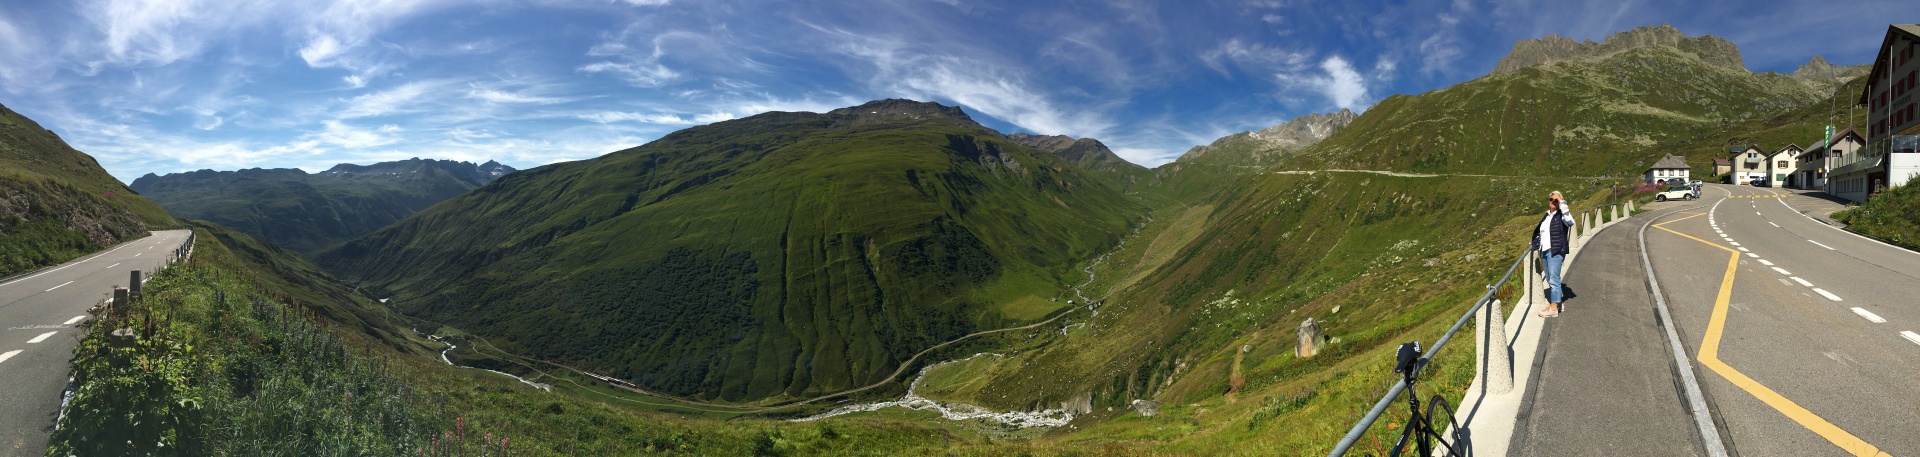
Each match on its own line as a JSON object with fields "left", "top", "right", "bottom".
{"left": 2, "top": 103, "right": 178, "bottom": 277}
{"left": 1833, "top": 180, "right": 1920, "bottom": 249}
{"left": 52, "top": 223, "right": 978, "bottom": 456}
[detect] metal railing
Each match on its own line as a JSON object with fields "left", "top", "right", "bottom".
{"left": 1326, "top": 244, "right": 1532, "bottom": 457}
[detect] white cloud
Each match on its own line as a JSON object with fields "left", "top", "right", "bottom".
{"left": 309, "top": 120, "right": 402, "bottom": 148}
{"left": 577, "top": 61, "right": 680, "bottom": 87}
{"left": 829, "top": 30, "right": 1113, "bottom": 139}
{"left": 620, "top": 0, "right": 671, "bottom": 5}
{"left": 336, "top": 80, "right": 446, "bottom": 118}
{"left": 1276, "top": 55, "right": 1371, "bottom": 111}
{"left": 467, "top": 88, "right": 569, "bottom": 104}
{"left": 1201, "top": 37, "right": 1312, "bottom": 77}
{"left": 579, "top": 111, "right": 699, "bottom": 124}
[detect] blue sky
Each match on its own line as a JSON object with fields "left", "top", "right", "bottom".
{"left": 0, "top": 0, "right": 1906, "bottom": 183}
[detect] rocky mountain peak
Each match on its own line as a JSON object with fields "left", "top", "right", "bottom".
{"left": 1178, "top": 109, "right": 1357, "bottom": 162}
{"left": 1006, "top": 133, "right": 1140, "bottom": 171}
{"left": 1492, "top": 24, "right": 1745, "bottom": 74}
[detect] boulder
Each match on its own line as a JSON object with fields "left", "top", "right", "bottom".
{"left": 1130, "top": 399, "right": 1161, "bottom": 417}
{"left": 1297, "top": 318, "right": 1326, "bottom": 357}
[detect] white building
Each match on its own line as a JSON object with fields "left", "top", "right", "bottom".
{"left": 1834, "top": 24, "right": 1920, "bottom": 202}
{"left": 1645, "top": 154, "right": 1689, "bottom": 184}
{"left": 1730, "top": 145, "right": 1797, "bottom": 186}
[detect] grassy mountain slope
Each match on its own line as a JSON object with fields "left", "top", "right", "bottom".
{"left": 823, "top": 28, "right": 1868, "bottom": 454}
{"left": 0, "top": 102, "right": 177, "bottom": 277}
{"left": 1280, "top": 45, "right": 1833, "bottom": 178}
{"left": 130, "top": 159, "right": 514, "bottom": 254}
{"left": 317, "top": 99, "right": 1147, "bottom": 402}
{"left": 55, "top": 220, "right": 960, "bottom": 456}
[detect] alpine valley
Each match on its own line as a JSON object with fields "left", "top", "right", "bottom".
{"left": 8, "top": 23, "right": 1882, "bottom": 456}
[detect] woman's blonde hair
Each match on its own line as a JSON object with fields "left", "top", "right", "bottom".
{"left": 1549, "top": 190, "right": 1564, "bottom": 200}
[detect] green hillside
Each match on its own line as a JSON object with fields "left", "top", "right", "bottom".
{"left": 1278, "top": 45, "right": 1843, "bottom": 178}
{"left": 805, "top": 28, "right": 1872, "bottom": 453}
{"left": 55, "top": 220, "right": 958, "bottom": 456}
{"left": 0, "top": 102, "right": 177, "bottom": 277}
{"left": 130, "top": 159, "right": 515, "bottom": 254}
{"left": 316, "top": 99, "right": 1148, "bottom": 402}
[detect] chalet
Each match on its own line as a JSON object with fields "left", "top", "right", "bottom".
{"left": 1645, "top": 154, "right": 1689, "bottom": 184}
{"left": 1712, "top": 158, "right": 1732, "bottom": 176}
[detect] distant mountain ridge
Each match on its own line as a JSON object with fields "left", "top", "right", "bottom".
{"left": 1177, "top": 108, "right": 1357, "bottom": 163}
{"left": 129, "top": 158, "right": 516, "bottom": 254}
{"left": 1493, "top": 24, "right": 1746, "bottom": 74}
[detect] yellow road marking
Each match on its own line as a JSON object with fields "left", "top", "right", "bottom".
{"left": 1654, "top": 214, "right": 1891, "bottom": 457}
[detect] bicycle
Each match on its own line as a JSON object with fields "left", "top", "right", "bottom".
{"left": 1383, "top": 341, "right": 1471, "bottom": 457}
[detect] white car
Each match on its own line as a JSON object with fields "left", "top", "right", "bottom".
{"left": 1654, "top": 186, "right": 1695, "bottom": 202}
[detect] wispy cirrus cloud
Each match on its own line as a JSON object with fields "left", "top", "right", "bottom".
{"left": 823, "top": 27, "right": 1115, "bottom": 140}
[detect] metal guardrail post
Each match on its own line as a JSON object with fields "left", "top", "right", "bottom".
{"left": 1327, "top": 247, "right": 1531, "bottom": 456}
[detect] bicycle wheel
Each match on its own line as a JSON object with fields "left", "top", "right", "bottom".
{"left": 1424, "top": 395, "right": 1470, "bottom": 457}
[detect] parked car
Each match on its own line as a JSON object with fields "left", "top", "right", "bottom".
{"left": 1654, "top": 186, "right": 1696, "bottom": 202}
{"left": 1665, "top": 178, "right": 1686, "bottom": 187}
{"left": 1750, "top": 178, "right": 1768, "bottom": 187}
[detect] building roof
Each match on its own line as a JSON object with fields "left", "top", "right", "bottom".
{"left": 1801, "top": 128, "right": 1865, "bottom": 156}
{"left": 1857, "top": 24, "right": 1920, "bottom": 106}
{"left": 1648, "top": 154, "right": 1688, "bottom": 170}
{"left": 1712, "top": 158, "right": 1732, "bottom": 166}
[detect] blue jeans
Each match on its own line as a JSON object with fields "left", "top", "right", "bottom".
{"left": 1542, "top": 251, "right": 1566, "bottom": 304}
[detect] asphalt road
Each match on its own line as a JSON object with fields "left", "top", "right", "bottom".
{"left": 1646, "top": 184, "right": 1920, "bottom": 456}
{"left": 1511, "top": 201, "right": 1707, "bottom": 457}
{"left": 0, "top": 230, "right": 191, "bottom": 456}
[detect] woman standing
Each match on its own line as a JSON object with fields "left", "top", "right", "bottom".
{"left": 1532, "top": 191, "right": 1575, "bottom": 317}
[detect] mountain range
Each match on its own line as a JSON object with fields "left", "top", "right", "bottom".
{"left": 315, "top": 99, "right": 1146, "bottom": 401}
{"left": 129, "top": 158, "right": 515, "bottom": 254}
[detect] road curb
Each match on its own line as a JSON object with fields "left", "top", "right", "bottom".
{"left": 1636, "top": 197, "right": 1731, "bottom": 457}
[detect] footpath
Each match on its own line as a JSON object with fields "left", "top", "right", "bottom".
{"left": 1452, "top": 200, "right": 1711, "bottom": 457}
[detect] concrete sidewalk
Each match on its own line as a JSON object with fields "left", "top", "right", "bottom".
{"left": 1451, "top": 200, "right": 1708, "bottom": 457}
{"left": 1505, "top": 212, "right": 1705, "bottom": 456}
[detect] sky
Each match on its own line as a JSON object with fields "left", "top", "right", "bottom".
{"left": 0, "top": 0, "right": 1908, "bottom": 183}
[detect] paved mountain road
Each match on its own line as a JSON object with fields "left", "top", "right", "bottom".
{"left": 1646, "top": 185, "right": 1920, "bottom": 456}
{"left": 0, "top": 230, "right": 192, "bottom": 455}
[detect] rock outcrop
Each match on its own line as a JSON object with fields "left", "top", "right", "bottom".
{"left": 1177, "top": 108, "right": 1357, "bottom": 162}
{"left": 1492, "top": 24, "right": 1745, "bottom": 74}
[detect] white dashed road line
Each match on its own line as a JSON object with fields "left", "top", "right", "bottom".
{"left": 1730, "top": 241, "right": 1742, "bottom": 246}
{"left": 134, "top": 252, "right": 142, "bottom": 257}
{"left": 1812, "top": 288, "right": 1843, "bottom": 302}
{"left": 107, "top": 263, "right": 120, "bottom": 268}
{"left": 26, "top": 331, "right": 57, "bottom": 344}
{"left": 1758, "top": 259, "right": 1774, "bottom": 266}
{"left": 62, "top": 316, "right": 86, "bottom": 325}
{"left": 1851, "top": 308, "right": 1887, "bottom": 324}
{"left": 0, "top": 350, "right": 20, "bottom": 364}
{"left": 1904, "top": 331, "right": 1920, "bottom": 347}
{"left": 1769, "top": 222, "right": 1779, "bottom": 228}
{"left": 1738, "top": 247, "right": 1750, "bottom": 252}
{"left": 1746, "top": 253, "right": 1758, "bottom": 258}
{"left": 46, "top": 280, "right": 73, "bottom": 292}
{"left": 1809, "top": 240, "right": 1834, "bottom": 250}
{"left": 1771, "top": 267, "right": 1792, "bottom": 275}
{"left": 1791, "top": 277, "right": 1813, "bottom": 287}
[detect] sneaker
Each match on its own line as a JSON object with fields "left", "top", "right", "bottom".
{"left": 1538, "top": 308, "right": 1560, "bottom": 317}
